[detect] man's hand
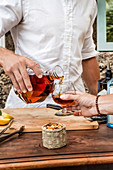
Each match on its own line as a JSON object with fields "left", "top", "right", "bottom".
{"left": 0, "top": 47, "right": 42, "bottom": 93}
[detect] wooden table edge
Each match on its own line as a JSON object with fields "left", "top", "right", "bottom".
{"left": 1, "top": 155, "right": 113, "bottom": 170}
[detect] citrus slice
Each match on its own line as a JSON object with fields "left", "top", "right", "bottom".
{"left": 2, "top": 112, "right": 14, "bottom": 120}
{"left": 0, "top": 117, "right": 11, "bottom": 125}
{"left": 0, "top": 110, "right": 14, "bottom": 125}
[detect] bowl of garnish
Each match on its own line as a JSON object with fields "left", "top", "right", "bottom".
{"left": 42, "top": 122, "right": 66, "bottom": 149}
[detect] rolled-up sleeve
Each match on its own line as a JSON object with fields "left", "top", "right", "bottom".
{"left": 0, "top": 0, "right": 23, "bottom": 38}
{"left": 82, "top": 1, "right": 98, "bottom": 60}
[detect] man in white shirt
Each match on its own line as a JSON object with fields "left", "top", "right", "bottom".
{"left": 0, "top": 0, "right": 100, "bottom": 108}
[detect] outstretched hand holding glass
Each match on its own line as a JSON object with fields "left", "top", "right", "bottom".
{"left": 60, "top": 91, "right": 98, "bottom": 117}
{"left": 52, "top": 81, "right": 78, "bottom": 115}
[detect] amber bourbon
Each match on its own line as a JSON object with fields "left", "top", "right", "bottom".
{"left": 15, "top": 74, "right": 63, "bottom": 104}
{"left": 52, "top": 94, "right": 74, "bottom": 106}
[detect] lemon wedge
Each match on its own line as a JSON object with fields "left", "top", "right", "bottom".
{"left": 2, "top": 112, "right": 14, "bottom": 120}
{"left": 0, "top": 110, "right": 14, "bottom": 125}
{"left": 0, "top": 117, "right": 11, "bottom": 125}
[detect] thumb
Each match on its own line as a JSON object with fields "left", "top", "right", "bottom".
{"left": 60, "top": 93, "right": 79, "bottom": 101}
{"left": 25, "top": 58, "right": 42, "bottom": 78}
{"left": 75, "top": 91, "right": 83, "bottom": 95}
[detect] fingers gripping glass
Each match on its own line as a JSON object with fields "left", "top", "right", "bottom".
{"left": 52, "top": 81, "right": 77, "bottom": 115}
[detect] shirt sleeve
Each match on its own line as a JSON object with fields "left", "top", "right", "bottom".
{"left": 82, "top": 1, "right": 98, "bottom": 60}
{"left": 0, "top": 0, "right": 23, "bottom": 38}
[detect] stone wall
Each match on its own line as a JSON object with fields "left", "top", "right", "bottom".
{"left": 97, "top": 52, "right": 113, "bottom": 78}
{"left": 0, "top": 32, "right": 14, "bottom": 108}
{"left": 0, "top": 67, "right": 12, "bottom": 108}
{"left": 0, "top": 23, "right": 113, "bottom": 108}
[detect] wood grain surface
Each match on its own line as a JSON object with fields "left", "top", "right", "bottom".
{"left": 0, "top": 125, "right": 113, "bottom": 169}
{"left": 0, "top": 108, "right": 98, "bottom": 132}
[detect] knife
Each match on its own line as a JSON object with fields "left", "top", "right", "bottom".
{"left": 46, "top": 104, "right": 62, "bottom": 110}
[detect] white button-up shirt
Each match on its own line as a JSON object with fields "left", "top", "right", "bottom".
{"left": 0, "top": 0, "right": 97, "bottom": 108}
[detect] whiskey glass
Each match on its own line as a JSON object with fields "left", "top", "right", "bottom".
{"left": 52, "top": 81, "right": 77, "bottom": 114}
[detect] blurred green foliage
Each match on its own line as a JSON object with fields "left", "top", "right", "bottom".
{"left": 106, "top": 0, "right": 113, "bottom": 42}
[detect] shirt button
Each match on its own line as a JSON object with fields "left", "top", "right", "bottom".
{"left": 67, "top": 16, "right": 70, "bottom": 20}
{"left": 65, "top": 56, "right": 68, "bottom": 61}
{"left": 64, "top": 75, "right": 67, "bottom": 80}
{"left": 67, "top": 37, "right": 70, "bottom": 41}
{"left": 64, "top": 74, "right": 69, "bottom": 80}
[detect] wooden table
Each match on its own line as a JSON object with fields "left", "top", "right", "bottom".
{"left": 1, "top": 124, "right": 113, "bottom": 170}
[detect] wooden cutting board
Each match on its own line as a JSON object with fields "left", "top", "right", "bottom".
{"left": 0, "top": 108, "right": 99, "bottom": 132}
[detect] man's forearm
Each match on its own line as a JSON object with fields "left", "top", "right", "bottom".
{"left": 0, "top": 46, "right": 42, "bottom": 92}
{"left": 0, "top": 46, "right": 14, "bottom": 66}
{"left": 82, "top": 57, "right": 100, "bottom": 95}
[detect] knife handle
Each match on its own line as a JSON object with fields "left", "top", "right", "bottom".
{"left": 46, "top": 104, "right": 62, "bottom": 110}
